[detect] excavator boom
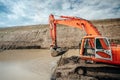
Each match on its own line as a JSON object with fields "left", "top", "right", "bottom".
{"left": 49, "top": 14, "right": 101, "bottom": 47}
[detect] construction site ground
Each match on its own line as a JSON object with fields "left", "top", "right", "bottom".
{"left": 0, "top": 49, "right": 119, "bottom": 80}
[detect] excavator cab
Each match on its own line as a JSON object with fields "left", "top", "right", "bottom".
{"left": 80, "top": 36, "right": 112, "bottom": 62}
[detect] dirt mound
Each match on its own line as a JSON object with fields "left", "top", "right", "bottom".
{"left": 51, "top": 56, "right": 120, "bottom": 80}
{"left": 0, "top": 18, "right": 120, "bottom": 50}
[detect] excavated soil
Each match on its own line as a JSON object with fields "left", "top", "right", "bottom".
{"left": 51, "top": 56, "right": 120, "bottom": 80}
{"left": 0, "top": 18, "right": 120, "bottom": 49}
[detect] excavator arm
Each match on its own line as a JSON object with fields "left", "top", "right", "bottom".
{"left": 49, "top": 14, "right": 101, "bottom": 47}
{"left": 49, "top": 14, "right": 105, "bottom": 57}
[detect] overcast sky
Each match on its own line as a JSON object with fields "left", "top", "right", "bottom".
{"left": 0, "top": 0, "right": 120, "bottom": 27}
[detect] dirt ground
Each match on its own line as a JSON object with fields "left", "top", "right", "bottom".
{"left": 0, "top": 49, "right": 78, "bottom": 80}
{"left": 0, "top": 18, "right": 120, "bottom": 49}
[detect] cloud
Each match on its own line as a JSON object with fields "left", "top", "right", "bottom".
{"left": 0, "top": 0, "right": 120, "bottom": 27}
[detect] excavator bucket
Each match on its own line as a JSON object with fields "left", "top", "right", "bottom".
{"left": 50, "top": 47, "right": 69, "bottom": 57}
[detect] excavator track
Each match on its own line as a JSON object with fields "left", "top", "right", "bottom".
{"left": 51, "top": 56, "right": 120, "bottom": 80}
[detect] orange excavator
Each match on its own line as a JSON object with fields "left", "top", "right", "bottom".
{"left": 49, "top": 14, "right": 120, "bottom": 66}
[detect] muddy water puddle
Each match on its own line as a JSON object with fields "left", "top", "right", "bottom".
{"left": 0, "top": 49, "right": 60, "bottom": 80}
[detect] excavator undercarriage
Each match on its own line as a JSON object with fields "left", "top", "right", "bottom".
{"left": 51, "top": 56, "right": 120, "bottom": 80}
